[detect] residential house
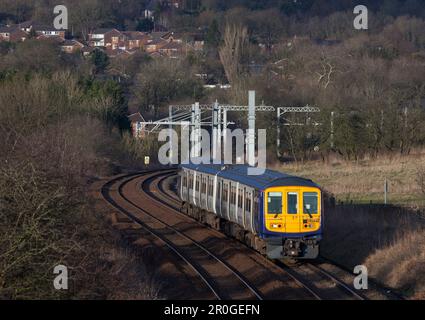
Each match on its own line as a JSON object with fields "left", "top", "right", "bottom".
{"left": 88, "top": 28, "right": 123, "bottom": 48}
{"left": 17, "top": 21, "right": 66, "bottom": 39}
{"left": 0, "top": 26, "right": 28, "bottom": 42}
{"left": 144, "top": 37, "right": 168, "bottom": 53}
{"left": 128, "top": 112, "right": 147, "bottom": 139}
{"left": 122, "top": 31, "right": 149, "bottom": 50}
{"left": 60, "top": 39, "right": 85, "bottom": 53}
{"left": 158, "top": 40, "right": 191, "bottom": 58}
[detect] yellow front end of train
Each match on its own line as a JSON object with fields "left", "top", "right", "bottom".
{"left": 264, "top": 186, "right": 322, "bottom": 234}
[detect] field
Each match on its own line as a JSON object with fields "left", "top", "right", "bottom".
{"left": 272, "top": 150, "right": 425, "bottom": 207}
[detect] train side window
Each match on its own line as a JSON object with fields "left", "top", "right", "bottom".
{"left": 267, "top": 192, "right": 282, "bottom": 214}
{"left": 238, "top": 189, "right": 243, "bottom": 208}
{"left": 245, "top": 197, "right": 251, "bottom": 212}
{"left": 254, "top": 192, "right": 259, "bottom": 214}
{"left": 303, "top": 192, "right": 318, "bottom": 214}
{"left": 196, "top": 177, "right": 200, "bottom": 192}
{"left": 230, "top": 186, "right": 235, "bottom": 205}
{"left": 223, "top": 184, "right": 228, "bottom": 202}
{"left": 287, "top": 192, "right": 298, "bottom": 214}
{"left": 189, "top": 173, "right": 193, "bottom": 189}
{"left": 201, "top": 177, "right": 207, "bottom": 194}
{"left": 208, "top": 178, "right": 214, "bottom": 196}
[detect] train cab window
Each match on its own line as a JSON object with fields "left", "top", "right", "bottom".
{"left": 287, "top": 192, "right": 298, "bottom": 214}
{"left": 267, "top": 192, "right": 282, "bottom": 214}
{"left": 303, "top": 192, "right": 318, "bottom": 214}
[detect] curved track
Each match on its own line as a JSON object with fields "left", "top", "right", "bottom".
{"left": 100, "top": 169, "right": 401, "bottom": 300}
{"left": 150, "top": 171, "right": 367, "bottom": 300}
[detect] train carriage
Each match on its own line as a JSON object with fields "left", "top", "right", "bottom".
{"left": 179, "top": 164, "right": 322, "bottom": 259}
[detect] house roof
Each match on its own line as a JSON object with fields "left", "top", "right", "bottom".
{"left": 62, "top": 40, "right": 84, "bottom": 47}
{"left": 150, "top": 31, "right": 171, "bottom": 40}
{"left": 92, "top": 28, "right": 120, "bottom": 35}
{"left": 159, "top": 41, "right": 183, "bottom": 50}
{"left": 0, "top": 26, "right": 27, "bottom": 34}
{"left": 122, "top": 31, "right": 147, "bottom": 40}
{"left": 128, "top": 112, "right": 146, "bottom": 122}
{"left": 181, "top": 164, "right": 320, "bottom": 190}
{"left": 146, "top": 37, "right": 167, "bottom": 46}
{"left": 0, "top": 26, "right": 13, "bottom": 33}
{"left": 36, "top": 34, "right": 64, "bottom": 42}
{"left": 19, "top": 21, "right": 66, "bottom": 31}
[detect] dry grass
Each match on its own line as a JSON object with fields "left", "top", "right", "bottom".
{"left": 365, "top": 230, "right": 425, "bottom": 298}
{"left": 321, "top": 204, "right": 425, "bottom": 298}
{"left": 271, "top": 150, "right": 425, "bottom": 206}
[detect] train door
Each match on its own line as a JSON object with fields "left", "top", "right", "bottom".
{"left": 283, "top": 189, "right": 301, "bottom": 233}
{"left": 237, "top": 186, "right": 244, "bottom": 226}
{"left": 222, "top": 181, "right": 229, "bottom": 219}
{"left": 229, "top": 183, "right": 236, "bottom": 222}
{"left": 187, "top": 171, "right": 194, "bottom": 203}
{"left": 216, "top": 179, "right": 222, "bottom": 216}
{"left": 201, "top": 175, "right": 207, "bottom": 210}
{"left": 244, "top": 189, "right": 253, "bottom": 232}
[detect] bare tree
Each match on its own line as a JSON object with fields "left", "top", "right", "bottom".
{"left": 219, "top": 24, "right": 248, "bottom": 85}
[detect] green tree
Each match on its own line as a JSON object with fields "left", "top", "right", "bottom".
{"left": 137, "top": 18, "right": 154, "bottom": 32}
{"left": 91, "top": 49, "right": 110, "bottom": 73}
{"left": 206, "top": 19, "right": 221, "bottom": 48}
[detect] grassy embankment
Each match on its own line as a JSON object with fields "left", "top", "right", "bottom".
{"left": 273, "top": 152, "right": 425, "bottom": 298}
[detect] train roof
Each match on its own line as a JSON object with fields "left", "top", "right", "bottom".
{"left": 180, "top": 163, "right": 320, "bottom": 190}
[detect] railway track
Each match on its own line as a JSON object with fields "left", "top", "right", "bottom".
{"left": 102, "top": 172, "right": 263, "bottom": 300}
{"left": 99, "top": 169, "right": 400, "bottom": 300}
{"left": 151, "top": 171, "right": 368, "bottom": 300}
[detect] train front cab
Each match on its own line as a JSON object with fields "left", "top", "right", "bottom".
{"left": 263, "top": 186, "right": 322, "bottom": 259}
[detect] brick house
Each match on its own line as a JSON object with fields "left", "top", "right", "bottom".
{"left": 144, "top": 37, "right": 168, "bottom": 53}
{"left": 18, "top": 21, "right": 66, "bottom": 39}
{"left": 158, "top": 39, "right": 192, "bottom": 58}
{"left": 122, "top": 31, "right": 150, "bottom": 50}
{"left": 128, "top": 112, "right": 147, "bottom": 139}
{"left": 0, "top": 26, "right": 28, "bottom": 42}
{"left": 60, "top": 40, "right": 85, "bottom": 53}
{"left": 88, "top": 28, "right": 124, "bottom": 48}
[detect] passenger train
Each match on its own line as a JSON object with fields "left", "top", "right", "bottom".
{"left": 178, "top": 164, "right": 322, "bottom": 259}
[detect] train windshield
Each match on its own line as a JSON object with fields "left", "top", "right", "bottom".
{"left": 267, "top": 192, "right": 282, "bottom": 214}
{"left": 303, "top": 192, "right": 318, "bottom": 214}
{"left": 287, "top": 192, "right": 298, "bottom": 214}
